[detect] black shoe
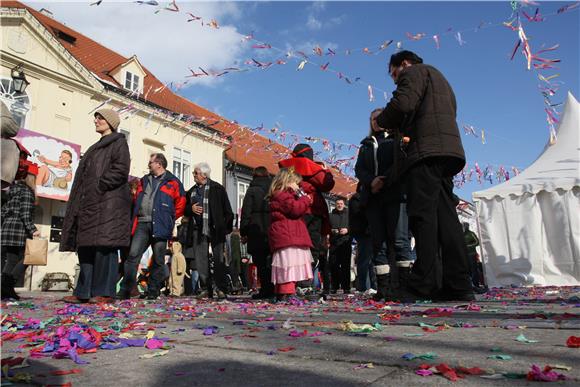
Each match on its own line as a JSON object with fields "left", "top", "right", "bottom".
{"left": 473, "top": 285, "right": 488, "bottom": 294}
{"left": 116, "top": 290, "right": 131, "bottom": 300}
{"left": 1, "top": 274, "right": 20, "bottom": 300}
{"left": 434, "top": 290, "right": 476, "bottom": 302}
{"left": 374, "top": 274, "right": 393, "bottom": 302}
{"left": 139, "top": 293, "right": 148, "bottom": 299}
{"left": 146, "top": 291, "right": 160, "bottom": 300}
{"left": 394, "top": 286, "right": 431, "bottom": 303}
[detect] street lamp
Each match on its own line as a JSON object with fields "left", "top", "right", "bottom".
{"left": 11, "top": 64, "right": 29, "bottom": 94}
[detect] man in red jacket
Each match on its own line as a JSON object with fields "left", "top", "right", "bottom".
{"left": 119, "top": 153, "right": 185, "bottom": 300}
{"left": 279, "top": 144, "right": 335, "bottom": 296}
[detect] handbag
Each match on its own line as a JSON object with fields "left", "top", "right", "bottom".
{"left": 23, "top": 238, "right": 48, "bottom": 266}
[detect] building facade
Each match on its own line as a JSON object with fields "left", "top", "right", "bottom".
{"left": 1, "top": 2, "right": 229, "bottom": 289}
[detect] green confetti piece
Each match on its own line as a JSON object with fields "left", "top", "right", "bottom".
{"left": 503, "top": 373, "right": 526, "bottom": 379}
{"left": 487, "top": 355, "right": 512, "bottom": 360}
{"left": 515, "top": 333, "right": 538, "bottom": 344}
{"left": 418, "top": 322, "right": 436, "bottom": 329}
{"left": 490, "top": 347, "right": 502, "bottom": 352}
{"left": 403, "top": 333, "right": 424, "bottom": 337}
{"left": 416, "top": 352, "right": 438, "bottom": 360}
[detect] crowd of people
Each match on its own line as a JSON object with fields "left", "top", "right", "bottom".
{"left": 1, "top": 50, "right": 485, "bottom": 303}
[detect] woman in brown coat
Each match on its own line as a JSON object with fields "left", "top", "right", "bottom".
{"left": 60, "top": 109, "right": 131, "bottom": 303}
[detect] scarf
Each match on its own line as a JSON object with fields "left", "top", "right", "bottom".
{"left": 201, "top": 182, "right": 210, "bottom": 237}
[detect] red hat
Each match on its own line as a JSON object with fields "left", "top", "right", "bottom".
{"left": 27, "top": 162, "right": 39, "bottom": 176}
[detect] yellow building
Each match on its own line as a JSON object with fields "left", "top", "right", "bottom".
{"left": 1, "top": 1, "right": 230, "bottom": 289}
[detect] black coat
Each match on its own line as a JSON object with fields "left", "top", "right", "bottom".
{"left": 184, "top": 179, "right": 234, "bottom": 245}
{"left": 60, "top": 132, "right": 132, "bottom": 251}
{"left": 329, "top": 208, "right": 350, "bottom": 247}
{"left": 376, "top": 63, "right": 466, "bottom": 176}
{"left": 355, "top": 133, "right": 401, "bottom": 205}
{"left": 239, "top": 175, "right": 271, "bottom": 256}
{"left": 348, "top": 193, "right": 368, "bottom": 241}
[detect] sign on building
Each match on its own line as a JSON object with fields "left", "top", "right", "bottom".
{"left": 15, "top": 128, "right": 81, "bottom": 201}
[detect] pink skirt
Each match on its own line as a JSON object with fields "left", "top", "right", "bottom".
{"left": 271, "top": 247, "right": 313, "bottom": 285}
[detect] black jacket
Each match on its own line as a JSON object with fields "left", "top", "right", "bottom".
{"left": 240, "top": 175, "right": 272, "bottom": 256}
{"left": 184, "top": 179, "right": 234, "bottom": 244}
{"left": 329, "top": 208, "right": 350, "bottom": 247}
{"left": 376, "top": 63, "right": 466, "bottom": 176}
{"left": 348, "top": 192, "right": 368, "bottom": 241}
{"left": 60, "top": 132, "right": 132, "bottom": 251}
{"left": 355, "top": 133, "right": 401, "bottom": 204}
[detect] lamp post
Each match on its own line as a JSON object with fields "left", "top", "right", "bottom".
{"left": 11, "top": 64, "right": 29, "bottom": 94}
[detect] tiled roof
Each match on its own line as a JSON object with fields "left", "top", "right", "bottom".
{"left": 1, "top": 1, "right": 356, "bottom": 198}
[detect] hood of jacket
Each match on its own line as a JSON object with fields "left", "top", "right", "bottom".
{"left": 249, "top": 175, "right": 272, "bottom": 192}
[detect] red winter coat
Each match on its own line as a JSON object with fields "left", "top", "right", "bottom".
{"left": 278, "top": 157, "right": 335, "bottom": 236}
{"left": 268, "top": 189, "right": 313, "bottom": 252}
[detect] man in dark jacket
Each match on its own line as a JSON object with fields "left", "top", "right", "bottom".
{"left": 329, "top": 199, "right": 351, "bottom": 293}
{"left": 279, "top": 144, "right": 335, "bottom": 295}
{"left": 356, "top": 110, "right": 412, "bottom": 301}
{"left": 184, "top": 162, "right": 234, "bottom": 299}
{"left": 119, "top": 153, "right": 186, "bottom": 300}
{"left": 240, "top": 166, "right": 273, "bottom": 299}
{"left": 374, "top": 50, "right": 474, "bottom": 302}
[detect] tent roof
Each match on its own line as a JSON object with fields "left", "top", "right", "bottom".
{"left": 473, "top": 92, "right": 580, "bottom": 200}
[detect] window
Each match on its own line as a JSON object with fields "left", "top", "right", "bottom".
{"left": 172, "top": 147, "right": 191, "bottom": 187}
{"left": 0, "top": 77, "right": 30, "bottom": 128}
{"left": 237, "top": 181, "right": 249, "bottom": 213}
{"left": 124, "top": 71, "right": 140, "bottom": 93}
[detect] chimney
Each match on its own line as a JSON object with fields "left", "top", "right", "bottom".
{"left": 39, "top": 8, "right": 53, "bottom": 18}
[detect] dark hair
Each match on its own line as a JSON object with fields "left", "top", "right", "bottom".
{"left": 151, "top": 153, "right": 168, "bottom": 169}
{"left": 253, "top": 166, "right": 269, "bottom": 177}
{"left": 389, "top": 50, "right": 423, "bottom": 68}
{"left": 292, "top": 144, "right": 313, "bottom": 160}
{"left": 61, "top": 150, "right": 73, "bottom": 164}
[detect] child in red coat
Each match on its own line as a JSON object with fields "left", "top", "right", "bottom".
{"left": 268, "top": 168, "right": 314, "bottom": 301}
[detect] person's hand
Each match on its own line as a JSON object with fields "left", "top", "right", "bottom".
{"left": 38, "top": 155, "right": 47, "bottom": 163}
{"left": 332, "top": 229, "right": 339, "bottom": 235}
{"left": 191, "top": 202, "right": 203, "bottom": 216}
{"left": 241, "top": 236, "right": 247, "bottom": 244}
{"left": 288, "top": 182, "right": 299, "bottom": 191}
{"left": 32, "top": 230, "right": 41, "bottom": 238}
{"left": 339, "top": 228, "right": 348, "bottom": 235}
{"left": 371, "top": 176, "right": 385, "bottom": 193}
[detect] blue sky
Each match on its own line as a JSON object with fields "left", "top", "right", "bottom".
{"left": 39, "top": 1, "right": 579, "bottom": 200}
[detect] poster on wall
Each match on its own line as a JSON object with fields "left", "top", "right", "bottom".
{"left": 15, "top": 128, "right": 81, "bottom": 201}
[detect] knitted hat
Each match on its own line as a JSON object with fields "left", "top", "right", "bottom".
{"left": 95, "top": 109, "right": 120, "bottom": 131}
{"left": 291, "top": 143, "right": 313, "bottom": 160}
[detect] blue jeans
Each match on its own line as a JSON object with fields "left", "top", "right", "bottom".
{"left": 75, "top": 247, "right": 119, "bottom": 299}
{"left": 356, "top": 236, "right": 374, "bottom": 291}
{"left": 121, "top": 222, "right": 168, "bottom": 295}
{"left": 391, "top": 203, "right": 411, "bottom": 262}
{"left": 191, "top": 270, "right": 199, "bottom": 293}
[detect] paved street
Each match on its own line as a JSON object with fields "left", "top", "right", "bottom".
{"left": 1, "top": 287, "right": 579, "bottom": 386}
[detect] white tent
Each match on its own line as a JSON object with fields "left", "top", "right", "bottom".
{"left": 473, "top": 92, "right": 580, "bottom": 287}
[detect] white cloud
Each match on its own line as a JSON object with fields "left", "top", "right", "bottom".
{"left": 306, "top": 14, "right": 322, "bottom": 30}
{"left": 28, "top": 1, "right": 248, "bottom": 86}
{"left": 304, "top": 2, "right": 344, "bottom": 31}
{"left": 286, "top": 40, "right": 339, "bottom": 56}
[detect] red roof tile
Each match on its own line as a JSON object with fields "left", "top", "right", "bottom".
{"left": 1, "top": 1, "right": 356, "bottom": 197}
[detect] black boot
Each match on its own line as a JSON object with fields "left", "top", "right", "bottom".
{"left": 1, "top": 273, "right": 20, "bottom": 300}
{"left": 373, "top": 274, "right": 392, "bottom": 301}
